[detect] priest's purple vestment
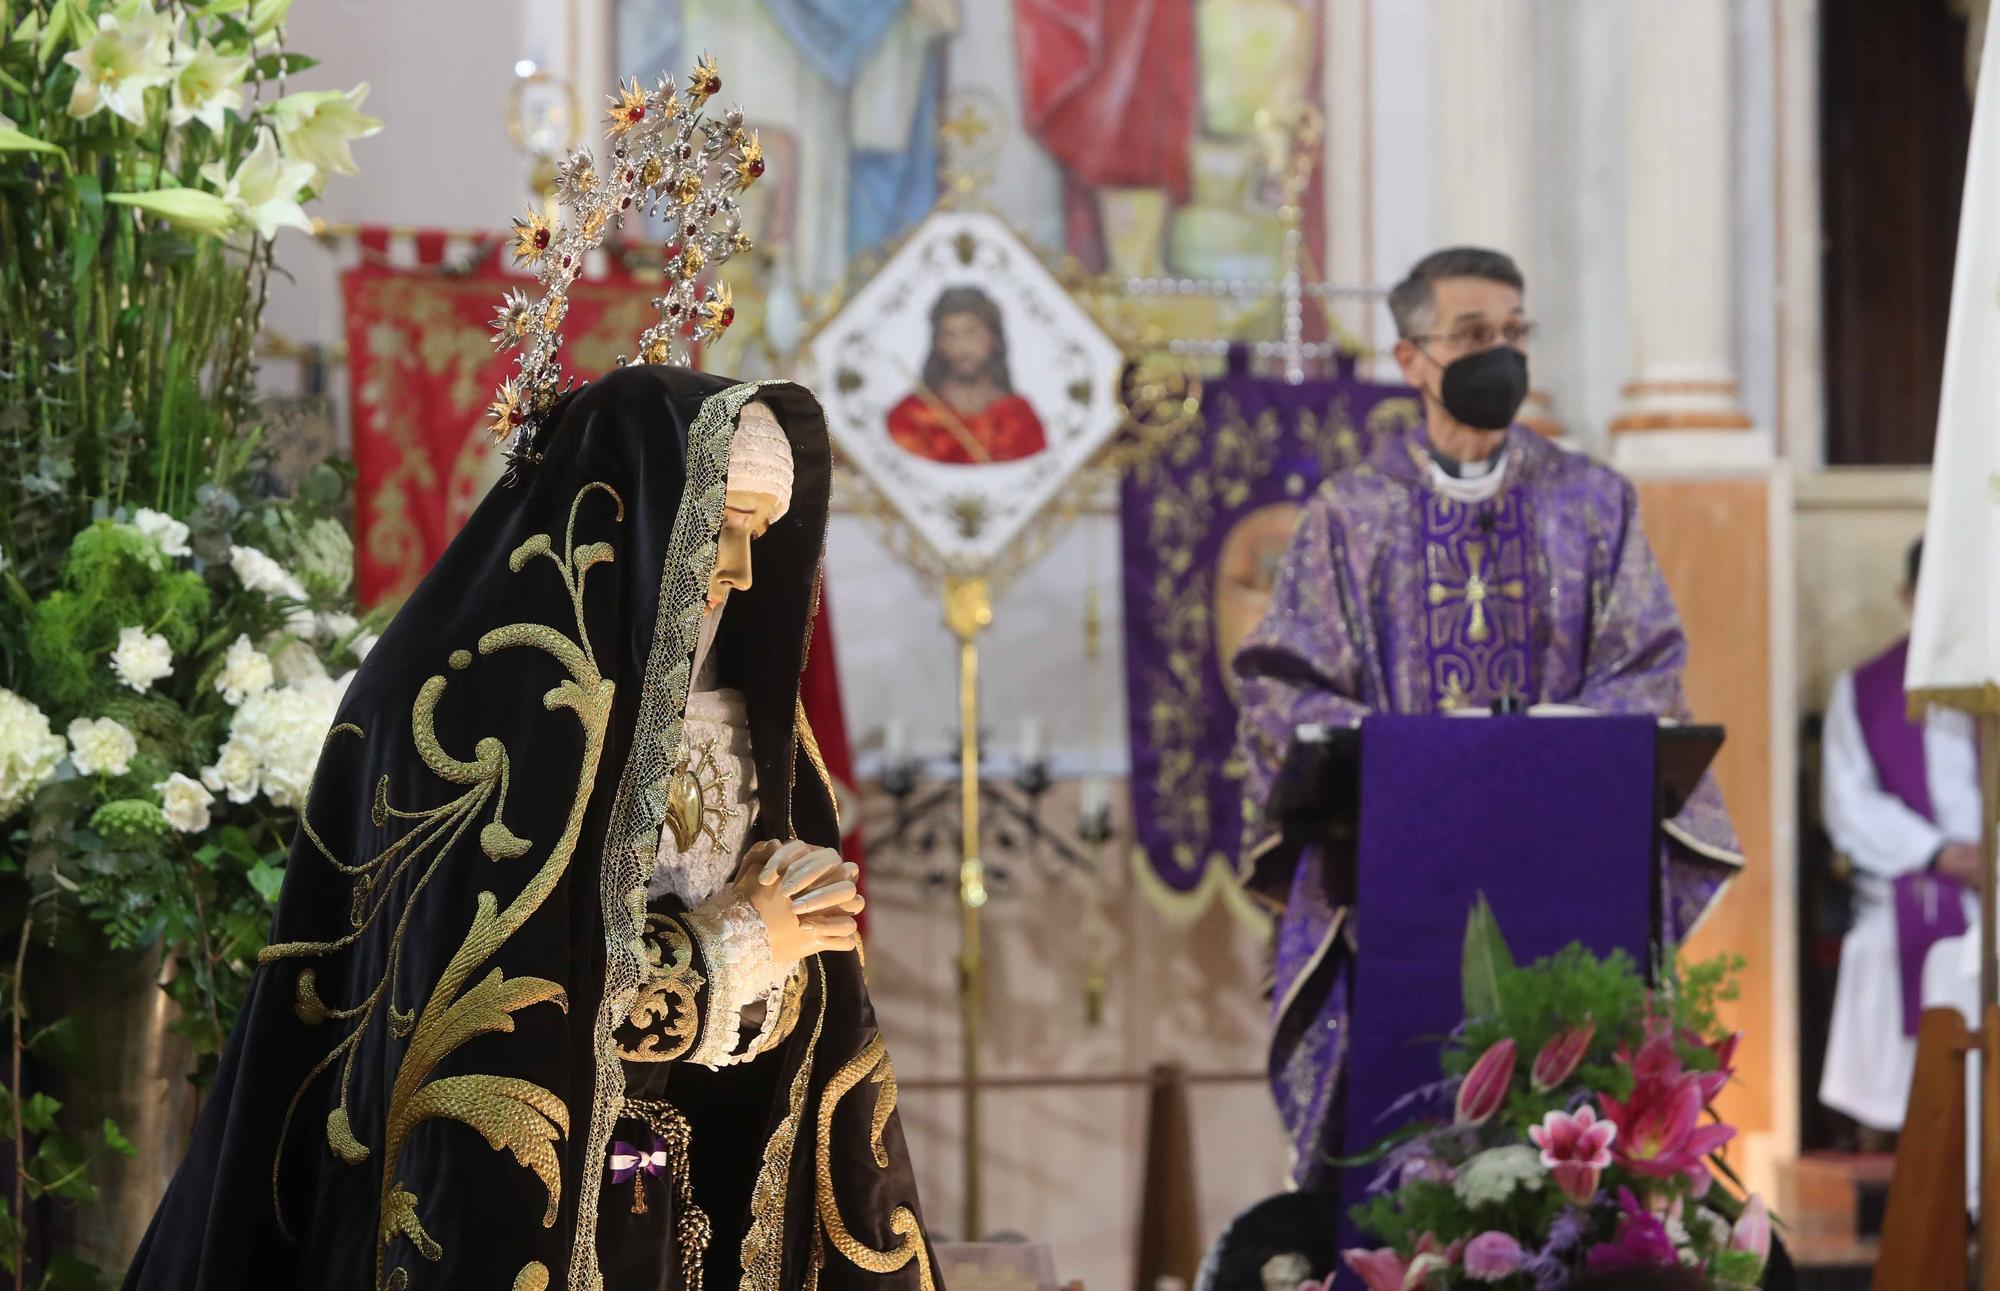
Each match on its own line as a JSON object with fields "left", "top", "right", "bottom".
{"left": 1231, "top": 422, "right": 1742, "bottom": 1185}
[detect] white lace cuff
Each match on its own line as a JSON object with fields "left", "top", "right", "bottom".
{"left": 683, "top": 899, "right": 783, "bottom": 1069}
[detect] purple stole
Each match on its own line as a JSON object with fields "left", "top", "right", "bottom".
{"left": 1420, "top": 489, "right": 1534, "bottom": 709}
{"left": 1855, "top": 637, "right": 1968, "bottom": 1035}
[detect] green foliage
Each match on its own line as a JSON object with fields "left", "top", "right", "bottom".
{"left": 86, "top": 800, "right": 168, "bottom": 849}
{"left": 1461, "top": 892, "right": 1514, "bottom": 1022}
{"left": 25, "top": 521, "right": 212, "bottom": 711}
{"left": 1349, "top": 1179, "right": 1464, "bottom": 1252}
{"left": 1709, "top": 1248, "right": 1764, "bottom": 1288}
{"left": 1450, "top": 942, "right": 1649, "bottom": 1083}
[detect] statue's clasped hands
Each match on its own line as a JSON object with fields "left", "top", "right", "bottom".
{"left": 733, "top": 839, "right": 865, "bottom": 963}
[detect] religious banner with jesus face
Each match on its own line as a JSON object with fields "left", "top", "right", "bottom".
{"left": 806, "top": 208, "right": 1128, "bottom": 576}
{"left": 1120, "top": 362, "right": 1418, "bottom": 922}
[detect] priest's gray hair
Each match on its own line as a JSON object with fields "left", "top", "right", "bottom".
{"left": 1388, "top": 246, "right": 1525, "bottom": 339}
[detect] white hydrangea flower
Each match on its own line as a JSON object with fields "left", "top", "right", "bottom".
{"left": 215, "top": 633, "right": 275, "bottom": 706}
{"left": 200, "top": 739, "right": 261, "bottom": 804}
{"left": 318, "top": 611, "right": 358, "bottom": 640}
{"left": 67, "top": 716, "right": 138, "bottom": 777}
{"left": 351, "top": 630, "right": 380, "bottom": 662}
{"left": 204, "top": 672, "right": 350, "bottom": 810}
{"left": 155, "top": 771, "right": 215, "bottom": 833}
{"left": 272, "top": 637, "right": 327, "bottom": 686}
{"left": 229, "top": 544, "right": 309, "bottom": 600}
{"left": 0, "top": 689, "right": 65, "bottom": 822}
{"left": 131, "top": 508, "right": 192, "bottom": 558}
{"left": 1453, "top": 1144, "right": 1547, "bottom": 1208}
{"left": 109, "top": 625, "right": 175, "bottom": 693}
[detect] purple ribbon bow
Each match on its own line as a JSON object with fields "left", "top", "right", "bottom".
{"left": 609, "top": 1136, "right": 669, "bottom": 1184}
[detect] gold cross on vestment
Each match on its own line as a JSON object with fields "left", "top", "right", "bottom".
{"left": 1427, "top": 539, "right": 1526, "bottom": 645}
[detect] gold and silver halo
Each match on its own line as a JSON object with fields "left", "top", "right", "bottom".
{"left": 487, "top": 53, "right": 765, "bottom": 470}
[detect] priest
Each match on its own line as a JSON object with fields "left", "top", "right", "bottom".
{"left": 1232, "top": 246, "right": 1742, "bottom": 1185}
{"left": 1818, "top": 539, "right": 1982, "bottom": 1139}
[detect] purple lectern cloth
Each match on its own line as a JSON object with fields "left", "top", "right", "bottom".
{"left": 1331, "top": 714, "right": 1657, "bottom": 1287}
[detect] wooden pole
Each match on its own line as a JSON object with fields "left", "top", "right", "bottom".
{"left": 944, "top": 577, "right": 993, "bottom": 1243}
{"left": 1134, "top": 1063, "right": 1201, "bottom": 1291}
{"left": 1874, "top": 1007, "right": 1972, "bottom": 1291}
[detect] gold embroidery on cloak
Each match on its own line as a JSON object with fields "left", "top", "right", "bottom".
{"left": 739, "top": 958, "right": 828, "bottom": 1291}
{"left": 619, "top": 915, "right": 705, "bottom": 1061}
{"left": 815, "top": 1035, "right": 935, "bottom": 1291}
{"left": 264, "top": 481, "right": 625, "bottom": 1290}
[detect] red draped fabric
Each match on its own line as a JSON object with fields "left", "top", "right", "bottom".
{"left": 1013, "top": 0, "right": 1196, "bottom": 200}
{"left": 341, "top": 237, "right": 864, "bottom": 882}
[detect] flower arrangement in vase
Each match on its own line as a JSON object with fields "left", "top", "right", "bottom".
{"left": 1340, "top": 899, "right": 1772, "bottom": 1290}
{"left": 0, "top": 0, "right": 378, "bottom": 1276}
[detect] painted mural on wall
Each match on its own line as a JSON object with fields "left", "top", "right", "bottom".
{"left": 610, "top": 0, "right": 1328, "bottom": 373}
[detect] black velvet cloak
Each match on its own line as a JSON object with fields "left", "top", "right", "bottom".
{"left": 125, "top": 366, "right": 941, "bottom": 1291}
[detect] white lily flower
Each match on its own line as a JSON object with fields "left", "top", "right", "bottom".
{"left": 248, "top": 0, "right": 292, "bottom": 36}
{"left": 63, "top": 12, "right": 175, "bottom": 126}
{"left": 200, "top": 131, "right": 313, "bottom": 241}
{"left": 168, "top": 37, "right": 251, "bottom": 133}
{"left": 272, "top": 83, "right": 382, "bottom": 190}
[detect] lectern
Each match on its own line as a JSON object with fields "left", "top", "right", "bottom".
{"left": 1264, "top": 711, "right": 1724, "bottom": 1287}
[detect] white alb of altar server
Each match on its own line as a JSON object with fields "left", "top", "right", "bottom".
{"left": 1819, "top": 545, "right": 1982, "bottom": 1133}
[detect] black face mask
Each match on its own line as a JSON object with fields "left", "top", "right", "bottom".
{"left": 1434, "top": 345, "right": 1529, "bottom": 431}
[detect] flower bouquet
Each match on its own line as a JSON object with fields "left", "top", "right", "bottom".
{"left": 0, "top": 0, "right": 379, "bottom": 1274}
{"left": 1340, "top": 899, "right": 1771, "bottom": 1290}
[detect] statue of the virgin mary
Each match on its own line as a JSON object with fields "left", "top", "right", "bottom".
{"left": 122, "top": 365, "right": 941, "bottom": 1291}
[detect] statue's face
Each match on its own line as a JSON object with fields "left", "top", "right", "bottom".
{"left": 706, "top": 490, "right": 780, "bottom": 614}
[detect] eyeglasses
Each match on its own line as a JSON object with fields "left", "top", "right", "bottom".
{"left": 1410, "top": 319, "right": 1538, "bottom": 351}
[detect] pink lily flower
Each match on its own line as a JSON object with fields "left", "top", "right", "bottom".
{"left": 1731, "top": 1194, "right": 1771, "bottom": 1264}
{"left": 1601, "top": 1068, "right": 1736, "bottom": 1184}
{"left": 1343, "top": 1234, "right": 1461, "bottom": 1291}
{"left": 1531, "top": 1022, "right": 1596, "bottom": 1091}
{"left": 1456, "top": 1038, "right": 1517, "bottom": 1125}
{"left": 1342, "top": 1248, "right": 1412, "bottom": 1291}
{"left": 1529, "top": 1103, "right": 1618, "bottom": 1204}
{"left": 1699, "top": 1031, "right": 1741, "bottom": 1103}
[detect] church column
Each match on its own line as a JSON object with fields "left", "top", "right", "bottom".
{"left": 1609, "top": 0, "right": 1769, "bottom": 463}
{"left": 1430, "top": 0, "right": 1559, "bottom": 437}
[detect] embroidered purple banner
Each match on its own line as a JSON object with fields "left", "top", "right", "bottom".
{"left": 1119, "top": 358, "right": 1418, "bottom": 912}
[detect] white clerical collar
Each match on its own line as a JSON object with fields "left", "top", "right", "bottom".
{"left": 1425, "top": 451, "right": 1509, "bottom": 503}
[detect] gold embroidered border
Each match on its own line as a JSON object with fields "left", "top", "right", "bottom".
{"left": 576, "top": 379, "right": 788, "bottom": 1291}
{"left": 794, "top": 699, "right": 841, "bottom": 835}
{"left": 574, "top": 378, "right": 835, "bottom": 1289}
{"left": 813, "top": 1035, "right": 934, "bottom": 1291}
{"left": 740, "top": 958, "right": 828, "bottom": 1291}
{"left": 617, "top": 915, "right": 704, "bottom": 1062}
